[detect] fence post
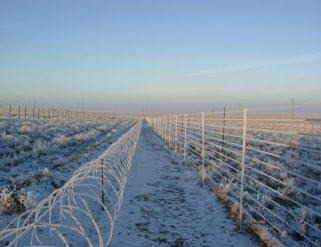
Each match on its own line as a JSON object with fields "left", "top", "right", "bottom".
{"left": 153, "top": 118, "right": 156, "bottom": 133}
{"left": 100, "top": 158, "right": 105, "bottom": 209}
{"left": 18, "top": 105, "right": 21, "bottom": 120}
{"left": 201, "top": 112, "right": 205, "bottom": 186}
{"left": 161, "top": 118, "right": 164, "bottom": 140}
{"left": 120, "top": 140, "right": 123, "bottom": 164}
{"left": 9, "top": 105, "right": 11, "bottom": 118}
{"left": 24, "top": 106, "right": 27, "bottom": 120}
{"left": 184, "top": 114, "right": 187, "bottom": 165}
{"left": 222, "top": 106, "right": 226, "bottom": 155}
{"left": 175, "top": 115, "right": 178, "bottom": 152}
{"left": 156, "top": 118, "right": 158, "bottom": 134}
{"left": 164, "top": 117, "right": 168, "bottom": 144}
{"left": 239, "top": 108, "right": 248, "bottom": 225}
{"left": 153, "top": 118, "right": 155, "bottom": 132}
{"left": 169, "top": 115, "right": 172, "bottom": 148}
{"left": 161, "top": 117, "right": 164, "bottom": 140}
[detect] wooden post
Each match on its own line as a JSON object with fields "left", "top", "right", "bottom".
{"left": 24, "top": 106, "right": 27, "bottom": 120}
{"left": 239, "top": 109, "right": 248, "bottom": 225}
{"left": 9, "top": 105, "right": 11, "bottom": 118}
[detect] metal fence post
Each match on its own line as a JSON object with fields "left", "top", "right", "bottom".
{"left": 239, "top": 109, "right": 248, "bottom": 225}
{"left": 175, "top": 115, "right": 178, "bottom": 152}
{"left": 152, "top": 118, "right": 154, "bottom": 131}
{"left": 161, "top": 118, "right": 164, "bottom": 140}
{"left": 100, "top": 158, "right": 105, "bottom": 209}
{"left": 169, "top": 115, "right": 172, "bottom": 148}
{"left": 18, "top": 105, "right": 21, "bottom": 120}
{"left": 184, "top": 114, "right": 187, "bottom": 165}
{"left": 155, "top": 118, "right": 157, "bottom": 133}
{"left": 162, "top": 117, "right": 165, "bottom": 140}
{"left": 201, "top": 112, "right": 205, "bottom": 186}
{"left": 165, "top": 117, "right": 168, "bottom": 144}
{"left": 222, "top": 106, "right": 226, "bottom": 155}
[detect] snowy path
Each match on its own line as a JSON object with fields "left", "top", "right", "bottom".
{"left": 111, "top": 123, "right": 258, "bottom": 247}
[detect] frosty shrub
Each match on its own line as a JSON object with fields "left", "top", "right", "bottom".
{"left": 0, "top": 186, "right": 33, "bottom": 213}
{"left": 51, "top": 134, "right": 68, "bottom": 147}
{"left": 33, "top": 140, "right": 48, "bottom": 157}
{"left": 17, "top": 125, "right": 31, "bottom": 135}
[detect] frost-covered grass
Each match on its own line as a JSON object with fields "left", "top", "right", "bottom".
{"left": 0, "top": 117, "right": 134, "bottom": 230}
{"left": 0, "top": 121, "right": 141, "bottom": 246}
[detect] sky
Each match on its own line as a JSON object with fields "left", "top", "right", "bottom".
{"left": 0, "top": 0, "right": 321, "bottom": 112}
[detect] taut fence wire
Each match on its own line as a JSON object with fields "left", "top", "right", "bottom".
{"left": 147, "top": 108, "right": 321, "bottom": 246}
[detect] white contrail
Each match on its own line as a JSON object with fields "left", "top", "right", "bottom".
{"left": 189, "top": 52, "right": 321, "bottom": 76}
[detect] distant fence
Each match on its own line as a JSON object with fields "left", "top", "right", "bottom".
{"left": 0, "top": 104, "right": 140, "bottom": 120}
{"left": 0, "top": 121, "right": 141, "bottom": 246}
{"left": 147, "top": 109, "right": 321, "bottom": 246}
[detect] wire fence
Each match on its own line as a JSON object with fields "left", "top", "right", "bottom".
{"left": 147, "top": 109, "right": 321, "bottom": 246}
{"left": 0, "top": 121, "right": 141, "bottom": 247}
{"left": 0, "top": 104, "right": 139, "bottom": 120}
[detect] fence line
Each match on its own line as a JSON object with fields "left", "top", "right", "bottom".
{"left": 0, "top": 121, "right": 142, "bottom": 247}
{"left": 0, "top": 104, "right": 142, "bottom": 120}
{"left": 147, "top": 109, "right": 321, "bottom": 246}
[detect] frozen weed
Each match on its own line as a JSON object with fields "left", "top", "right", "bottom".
{"left": 0, "top": 186, "right": 34, "bottom": 213}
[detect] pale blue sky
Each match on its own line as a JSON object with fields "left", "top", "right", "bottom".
{"left": 0, "top": 0, "right": 321, "bottom": 111}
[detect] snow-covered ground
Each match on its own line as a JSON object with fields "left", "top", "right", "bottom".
{"left": 111, "top": 123, "right": 257, "bottom": 247}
